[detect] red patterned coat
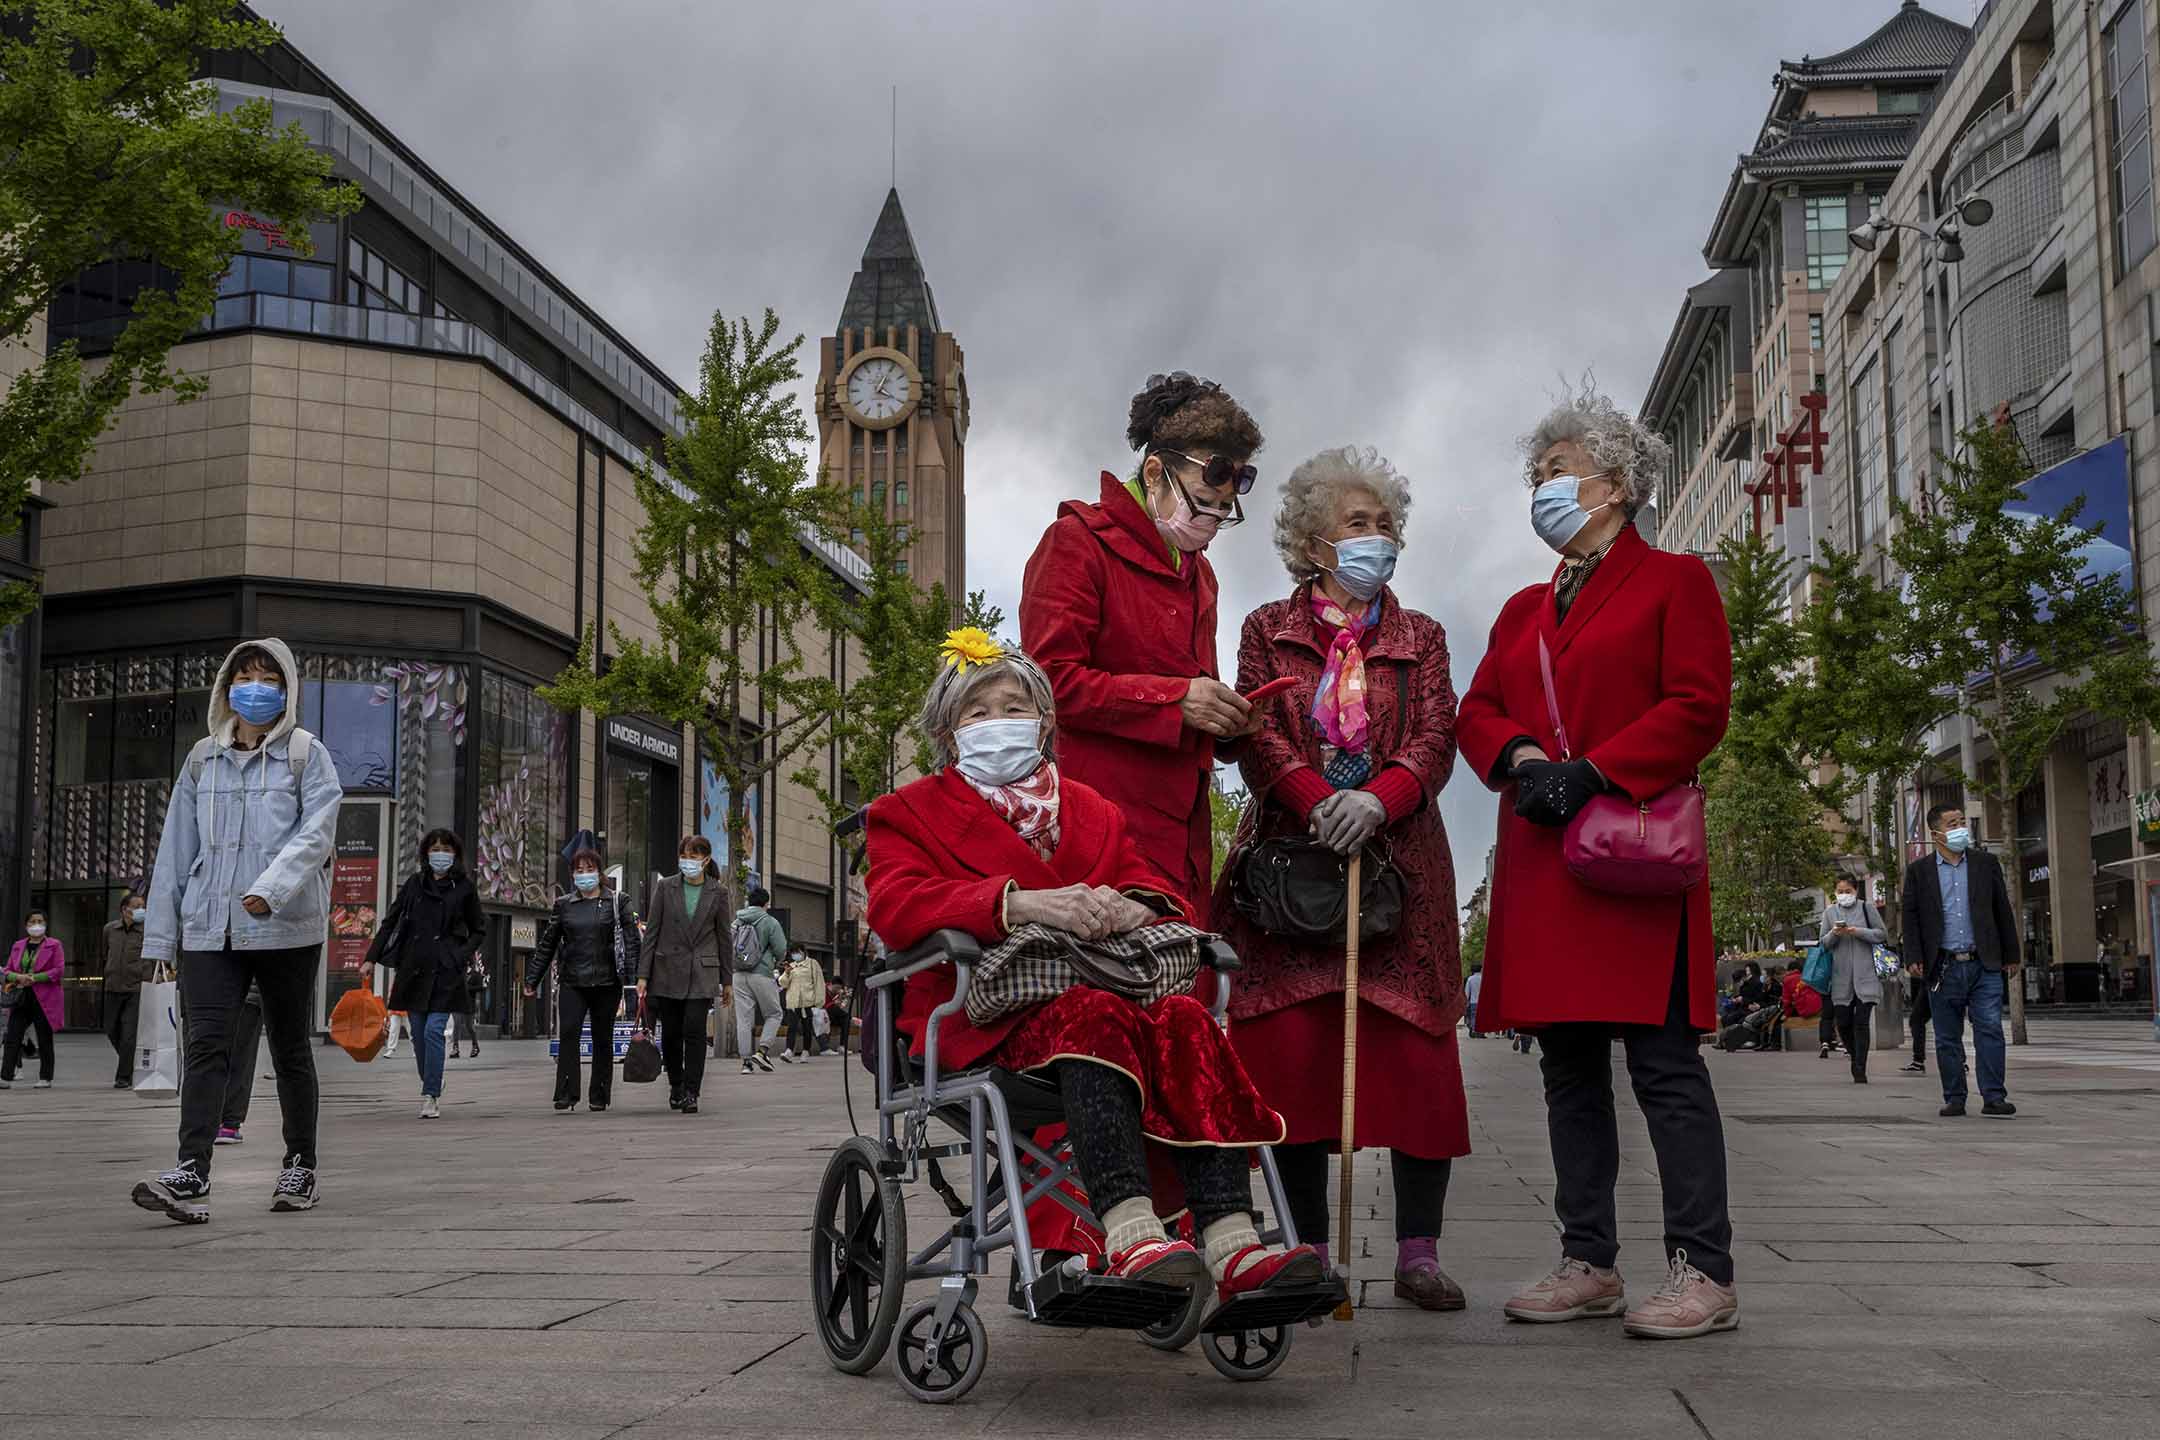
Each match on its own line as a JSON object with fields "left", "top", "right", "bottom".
{"left": 1021, "top": 473, "right": 1221, "bottom": 915}
{"left": 1455, "top": 524, "right": 1731, "bottom": 1032}
{"left": 1209, "top": 586, "right": 1464, "bottom": 1034}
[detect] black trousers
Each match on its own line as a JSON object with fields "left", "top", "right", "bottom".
{"left": 1909, "top": 986, "right": 1930, "bottom": 1063}
{"left": 451, "top": 1011, "right": 476, "bottom": 1046}
{"left": 1, "top": 1000, "right": 55, "bottom": 1082}
{"left": 105, "top": 991, "right": 141, "bottom": 1083}
{"left": 1834, "top": 1001, "right": 1875, "bottom": 1078}
{"left": 1272, "top": 1139, "right": 1451, "bottom": 1246}
{"left": 649, "top": 994, "right": 712, "bottom": 1097}
{"left": 555, "top": 983, "right": 621, "bottom": 1106}
{"left": 1053, "top": 1059, "right": 1252, "bottom": 1233}
{"left": 1819, "top": 1005, "right": 1836, "bottom": 1048}
{"left": 785, "top": 1006, "right": 817, "bottom": 1053}
{"left": 177, "top": 944, "right": 318, "bottom": 1175}
{"left": 1536, "top": 937, "right": 1734, "bottom": 1285}
{"left": 825, "top": 1004, "right": 851, "bottom": 1054}
{"left": 222, "top": 992, "right": 264, "bottom": 1127}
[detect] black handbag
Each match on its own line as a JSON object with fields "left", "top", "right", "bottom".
{"left": 1231, "top": 835, "right": 1405, "bottom": 943}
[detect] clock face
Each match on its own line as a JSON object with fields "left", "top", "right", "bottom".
{"left": 846, "top": 356, "right": 913, "bottom": 423}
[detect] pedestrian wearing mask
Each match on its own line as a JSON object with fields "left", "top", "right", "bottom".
{"left": 779, "top": 946, "right": 825, "bottom": 1062}
{"left": 730, "top": 886, "right": 787, "bottom": 1074}
{"left": 1458, "top": 388, "right": 1738, "bottom": 1338}
{"left": 525, "top": 849, "right": 636, "bottom": 1112}
{"left": 1, "top": 911, "right": 65, "bottom": 1089}
{"left": 132, "top": 638, "right": 342, "bottom": 1223}
{"left": 637, "top": 835, "right": 728, "bottom": 1113}
{"left": 357, "top": 829, "right": 485, "bottom": 1119}
{"left": 1821, "top": 878, "right": 1886, "bottom": 1083}
{"left": 102, "top": 891, "right": 155, "bottom": 1088}
{"left": 1020, "top": 371, "right": 1265, "bottom": 920}
{"left": 1900, "top": 804, "right": 2020, "bottom": 1118}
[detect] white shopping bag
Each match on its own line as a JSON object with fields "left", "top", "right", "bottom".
{"left": 812, "top": 1005, "right": 831, "bottom": 1039}
{"left": 133, "top": 967, "right": 183, "bottom": 1099}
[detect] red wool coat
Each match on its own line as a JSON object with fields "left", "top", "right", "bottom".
{"left": 1456, "top": 525, "right": 1731, "bottom": 1032}
{"left": 1021, "top": 474, "right": 1219, "bottom": 914}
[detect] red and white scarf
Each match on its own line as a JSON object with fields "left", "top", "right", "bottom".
{"left": 962, "top": 762, "right": 1063, "bottom": 860}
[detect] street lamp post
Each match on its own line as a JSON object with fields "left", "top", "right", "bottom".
{"left": 1848, "top": 195, "right": 1996, "bottom": 264}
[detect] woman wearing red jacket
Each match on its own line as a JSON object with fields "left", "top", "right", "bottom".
{"left": 1020, "top": 372, "right": 1264, "bottom": 915}
{"left": 1456, "top": 388, "right": 1737, "bottom": 1341}
{"left": 1210, "top": 446, "right": 1469, "bottom": 1310}
{"left": 866, "top": 634, "right": 1319, "bottom": 1303}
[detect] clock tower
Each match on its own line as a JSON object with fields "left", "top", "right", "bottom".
{"left": 816, "top": 188, "right": 968, "bottom": 599}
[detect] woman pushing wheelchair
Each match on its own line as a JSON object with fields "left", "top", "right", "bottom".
{"left": 864, "top": 630, "right": 1323, "bottom": 1305}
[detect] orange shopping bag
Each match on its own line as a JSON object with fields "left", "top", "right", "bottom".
{"left": 330, "top": 986, "right": 389, "bottom": 1062}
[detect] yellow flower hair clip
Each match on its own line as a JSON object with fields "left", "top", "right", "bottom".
{"left": 940, "top": 627, "right": 1002, "bottom": 673}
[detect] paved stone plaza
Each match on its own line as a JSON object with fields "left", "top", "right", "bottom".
{"left": 2, "top": 1018, "right": 2158, "bottom": 1438}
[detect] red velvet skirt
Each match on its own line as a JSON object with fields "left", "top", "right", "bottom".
{"left": 1233, "top": 997, "right": 1470, "bottom": 1160}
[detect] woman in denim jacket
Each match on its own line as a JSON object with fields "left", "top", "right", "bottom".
{"left": 131, "top": 637, "right": 342, "bottom": 1224}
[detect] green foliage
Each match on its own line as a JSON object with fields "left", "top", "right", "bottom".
{"left": 1704, "top": 743, "right": 1836, "bottom": 950}
{"left": 0, "top": 0, "right": 359, "bottom": 621}
{"left": 1459, "top": 906, "right": 1487, "bottom": 976}
{"left": 542, "top": 310, "right": 846, "bottom": 890}
{"left": 1208, "top": 778, "right": 1249, "bottom": 885}
{"left": 959, "top": 589, "right": 1010, "bottom": 644}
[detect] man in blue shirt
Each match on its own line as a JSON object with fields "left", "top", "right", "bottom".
{"left": 1899, "top": 804, "right": 2021, "bottom": 1118}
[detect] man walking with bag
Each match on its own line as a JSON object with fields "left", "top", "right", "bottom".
{"left": 102, "top": 891, "right": 153, "bottom": 1088}
{"left": 131, "top": 639, "right": 343, "bottom": 1222}
{"left": 731, "top": 887, "right": 787, "bottom": 1075}
{"left": 1900, "top": 803, "right": 2019, "bottom": 1118}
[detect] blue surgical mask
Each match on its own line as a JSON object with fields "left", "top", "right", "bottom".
{"left": 953, "top": 718, "right": 1045, "bottom": 786}
{"left": 679, "top": 858, "right": 706, "bottom": 880}
{"left": 427, "top": 851, "right": 454, "bottom": 874}
{"left": 1320, "top": 535, "right": 1398, "bottom": 602}
{"left": 228, "top": 679, "right": 287, "bottom": 726}
{"left": 1943, "top": 826, "right": 1971, "bottom": 853}
{"left": 129, "top": 908, "right": 147, "bottom": 924}
{"left": 573, "top": 871, "right": 600, "bottom": 893}
{"left": 1530, "top": 474, "right": 1619, "bottom": 554}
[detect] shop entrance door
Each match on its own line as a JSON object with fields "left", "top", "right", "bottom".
{"left": 605, "top": 750, "right": 678, "bottom": 914}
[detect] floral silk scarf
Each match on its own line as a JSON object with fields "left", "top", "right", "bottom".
{"left": 1310, "top": 592, "right": 1381, "bottom": 756}
{"left": 962, "top": 761, "right": 1063, "bottom": 861}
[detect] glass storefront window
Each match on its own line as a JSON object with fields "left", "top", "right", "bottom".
{"left": 476, "top": 671, "right": 570, "bottom": 910}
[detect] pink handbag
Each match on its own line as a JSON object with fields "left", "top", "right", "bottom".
{"left": 1537, "top": 635, "right": 1707, "bottom": 896}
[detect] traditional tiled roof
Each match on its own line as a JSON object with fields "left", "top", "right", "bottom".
{"left": 838, "top": 188, "right": 941, "bottom": 339}
{"left": 1780, "top": 1, "right": 1972, "bottom": 84}
{"left": 1746, "top": 116, "right": 1923, "bottom": 180}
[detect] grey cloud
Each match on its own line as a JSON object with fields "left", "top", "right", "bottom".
{"left": 266, "top": 0, "right": 1908, "bottom": 904}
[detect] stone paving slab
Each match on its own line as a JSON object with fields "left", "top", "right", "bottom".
{"left": 3, "top": 1022, "right": 2159, "bottom": 1434}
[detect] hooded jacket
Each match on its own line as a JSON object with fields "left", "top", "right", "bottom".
{"left": 144, "top": 638, "right": 344, "bottom": 961}
{"left": 732, "top": 905, "right": 786, "bottom": 978}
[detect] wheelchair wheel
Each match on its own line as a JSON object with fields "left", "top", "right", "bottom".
{"left": 1202, "top": 1323, "right": 1292, "bottom": 1382}
{"left": 1139, "top": 1284, "right": 1208, "bottom": 1351}
{"left": 892, "top": 1297, "right": 988, "bottom": 1403}
{"left": 812, "top": 1136, "right": 907, "bottom": 1375}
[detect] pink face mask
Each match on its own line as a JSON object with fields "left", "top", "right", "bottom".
{"left": 1154, "top": 491, "right": 1225, "bottom": 553}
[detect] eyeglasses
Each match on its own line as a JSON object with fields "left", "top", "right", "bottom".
{"left": 1156, "top": 447, "right": 1258, "bottom": 496}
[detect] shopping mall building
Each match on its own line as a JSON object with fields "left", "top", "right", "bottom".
{"left": 4, "top": 27, "right": 880, "bottom": 1034}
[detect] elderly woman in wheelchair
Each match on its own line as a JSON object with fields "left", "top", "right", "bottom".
{"left": 812, "top": 632, "right": 1339, "bottom": 1401}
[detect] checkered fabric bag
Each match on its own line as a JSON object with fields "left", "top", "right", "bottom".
{"left": 964, "top": 921, "right": 1208, "bottom": 1028}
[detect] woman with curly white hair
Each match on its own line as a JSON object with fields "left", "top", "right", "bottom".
{"left": 1210, "top": 445, "right": 1471, "bottom": 1311}
{"left": 1457, "top": 388, "right": 1737, "bottom": 1339}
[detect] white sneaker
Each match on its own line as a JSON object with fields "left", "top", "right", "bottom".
{"left": 419, "top": 1095, "right": 440, "bottom": 1119}
{"left": 32, "top": 1080, "right": 51, "bottom": 1089}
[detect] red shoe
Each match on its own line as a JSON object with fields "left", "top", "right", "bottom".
{"left": 1216, "top": 1243, "right": 1325, "bottom": 1302}
{"left": 1106, "top": 1236, "right": 1208, "bottom": 1290}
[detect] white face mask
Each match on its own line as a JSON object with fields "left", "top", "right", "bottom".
{"left": 1836, "top": 893, "right": 1857, "bottom": 908}
{"left": 25, "top": 925, "right": 45, "bottom": 939}
{"left": 953, "top": 717, "right": 1045, "bottom": 786}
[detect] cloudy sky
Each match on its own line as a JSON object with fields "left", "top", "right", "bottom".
{"left": 269, "top": 0, "right": 1947, "bottom": 905}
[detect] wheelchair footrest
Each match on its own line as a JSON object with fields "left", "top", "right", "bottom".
{"left": 1202, "top": 1277, "right": 1349, "bottom": 1334}
{"left": 1014, "top": 1258, "right": 1194, "bottom": 1330}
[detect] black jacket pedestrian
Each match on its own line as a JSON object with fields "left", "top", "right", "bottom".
{"left": 639, "top": 873, "right": 729, "bottom": 1000}
{"left": 368, "top": 868, "right": 486, "bottom": 1014}
{"left": 1900, "top": 847, "right": 2020, "bottom": 986}
{"left": 527, "top": 888, "right": 637, "bottom": 991}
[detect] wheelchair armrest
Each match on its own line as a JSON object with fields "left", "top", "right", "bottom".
{"left": 1200, "top": 937, "right": 1243, "bottom": 973}
{"left": 866, "top": 928, "right": 985, "bottom": 989}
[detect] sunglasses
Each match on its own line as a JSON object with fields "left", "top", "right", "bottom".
{"left": 1155, "top": 447, "right": 1258, "bottom": 496}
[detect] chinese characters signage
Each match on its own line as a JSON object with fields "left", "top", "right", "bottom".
{"left": 327, "top": 804, "right": 381, "bottom": 973}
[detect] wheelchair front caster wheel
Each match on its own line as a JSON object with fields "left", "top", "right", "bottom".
{"left": 892, "top": 1298, "right": 988, "bottom": 1403}
{"left": 1140, "top": 1283, "right": 1208, "bottom": 1351}
{"left": 1203, "top": 1323, "right": 1292, "bottom": 1382}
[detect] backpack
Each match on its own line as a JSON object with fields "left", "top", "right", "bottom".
{"left": 186, "top": 727, "right": 317, "bottom": 787}
{"left": 731, "top": 916, "right": 763, "bottom": 974}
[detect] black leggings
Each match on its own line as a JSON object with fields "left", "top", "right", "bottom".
{"left": 1053, "top": 1059, "right": 1253, "bottom": 1233}
{"left": 786, "top": 1006, "right": 817, "bottom": 1053}
{"left": 1272, "top": 1140, "right": 1452, "bottom": 1246}
{"left": 1834, "top": 1001, "right": 1875, "bottom": 1076}
{"left": 1, "top": 1000, "right": 55, "bottom": 1082}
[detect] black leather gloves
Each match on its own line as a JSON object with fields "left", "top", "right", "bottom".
{"left": 1511, "top": 758, "right": 1606, "bottom": 827}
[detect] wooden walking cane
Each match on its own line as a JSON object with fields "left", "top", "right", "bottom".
{"left": 1334, "top": 849, "right": 1363, "bottom": 1322}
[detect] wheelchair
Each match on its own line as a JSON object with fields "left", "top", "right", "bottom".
{"left": 810, "top": 925, "right": 1347, "bottom": 1403}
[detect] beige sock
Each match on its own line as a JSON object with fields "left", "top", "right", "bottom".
{"left": 1102, "top": 1197, "right": 1167, "bottom": 1256}
{"left": 1201, "top": 1214, "right": 1262, "bottom": 1279}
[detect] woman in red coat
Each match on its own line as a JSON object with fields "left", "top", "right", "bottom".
{"left": 1020, "top": 372, "right": 1265, "bottom": 915}
{"left": 1210, "top": 446, "right": 1470, "bottom": 1310}
{"left": 866, "top": 634, "right": 1319, "bottom": 1303}
{"left": 1456, "top": 389, "right": 1737, "bottom": 1341}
